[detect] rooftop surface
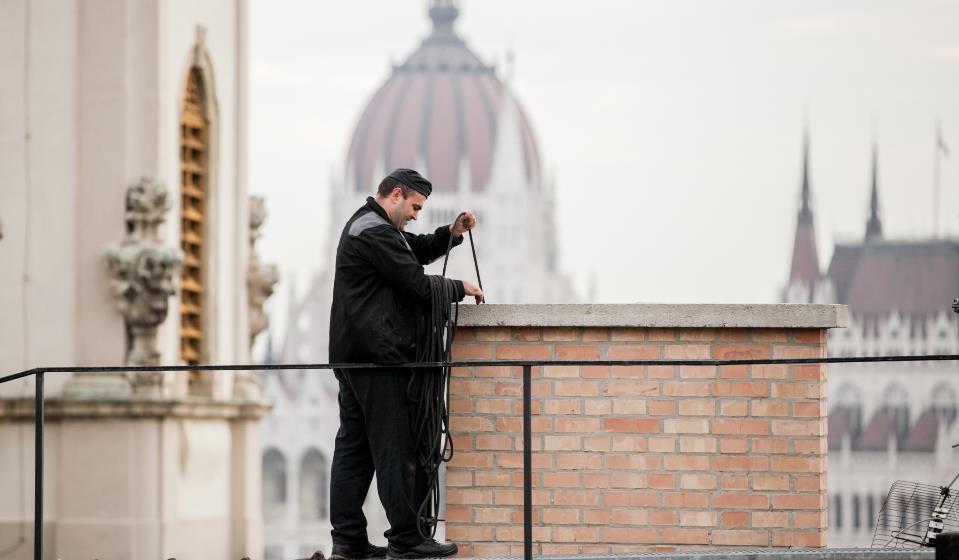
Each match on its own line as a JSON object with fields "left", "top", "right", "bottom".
{"left": 456, "top": 550, "right": 932, "bottom": 560}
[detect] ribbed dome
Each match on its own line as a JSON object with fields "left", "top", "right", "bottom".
{"left": 346, "top": 1, "right": 541, "bottom": 194}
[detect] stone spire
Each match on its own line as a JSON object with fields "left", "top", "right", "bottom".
{"left": 798, "top": 127, "right": 813, "bottom": 226}
{"left": 865, "top": 141, "right": 883, "bottom": 241}
{"left": 787, "top": 128, "right": 821, "bottom": 292}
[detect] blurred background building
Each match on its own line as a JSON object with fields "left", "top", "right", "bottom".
{"left": 1, "top": 0, "right": 956, "bottom": 558}
{"left": 260, "top": 1, "right": 576, "bottom": 558}
{"left": 0, "top": 1, "right": 275, "bottom": 558}
{"left": 782, "top": 131, "right": 959, "bottom": 546}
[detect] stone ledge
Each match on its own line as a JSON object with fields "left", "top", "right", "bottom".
{"left": 457, "top": 304, "right": 848, "bottom": 329}
{"left": 0, "top": 397, "right": 272, "bottom": 421}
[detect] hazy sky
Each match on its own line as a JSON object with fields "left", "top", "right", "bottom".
{"left": 249, "top": 0, "right": 959, "bottom": 338}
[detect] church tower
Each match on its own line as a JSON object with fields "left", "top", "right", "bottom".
{"left": 783, "top": 128, "right": 823, "bottom": 303}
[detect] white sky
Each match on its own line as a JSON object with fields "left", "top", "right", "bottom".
{"left": 249, "top": 0, "right": 959, "bottom": 340}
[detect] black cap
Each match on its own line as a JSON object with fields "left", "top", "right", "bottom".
{"left": 387, "top": 168, "right": 432, "bottom": 198}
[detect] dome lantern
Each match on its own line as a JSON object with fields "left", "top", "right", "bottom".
{"left": 427, "top": 0, "right": 460, "bottom": 42}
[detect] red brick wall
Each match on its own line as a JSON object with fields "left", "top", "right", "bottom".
{"left": 445, "top": 326, "right": 827, "bottom": 556}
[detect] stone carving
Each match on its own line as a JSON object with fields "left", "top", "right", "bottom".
{"left": 247, "top": 196, "right": 278, "bottom": 347}
{"left": 109, "top": 177, "right": 181, "bottom": 375}
{"left": 237, "top": 196, "right": 278, "bottom": 401}
{"left": 65, "top": 178, "right": 182, "bottom": 398}
{"left": 113, "top": 179, "right": 182, "bottom": 396}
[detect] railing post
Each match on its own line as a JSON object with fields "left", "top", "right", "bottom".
{"left": 34, "top": 370, "right": 44, "bottom": 560}
{"left": 522, "top": 364, "right": 532, "bottom": 560}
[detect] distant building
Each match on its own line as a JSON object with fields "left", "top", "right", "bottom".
{"left": 782, "top": 131, "right": 959, "bottom": 547}
{"left": 261, "top": 1, "right": 577, "bottom": 558}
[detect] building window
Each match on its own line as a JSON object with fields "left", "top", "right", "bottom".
{"left": 867, "top": 494, "right": 876, "bottom": 529}
{"left": 180, "top": 67, "right": 207, "bottom": 370}
{"left": 834, "top": 384, "right": 863, "bottom": 437}
{"left": 852, "top": 494, "right": 861, "bottom": 530}
{"left": 833, "top": 494, "right": 843, "bottom": 529}
{"left": 263, "top": 448, "right": 287, "bottom": 521}
{"left": 882, "top": 384, "right": 910, "bottom": 439}
{"left": 931, "top": 384, "right": 957, "bottom": 427}
{"left": 299, "top": 448, "right": 328, "bottom": 521}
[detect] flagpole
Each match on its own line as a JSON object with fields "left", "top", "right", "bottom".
{"left": 934, "top": 125, "right": 940, "bottom": 238}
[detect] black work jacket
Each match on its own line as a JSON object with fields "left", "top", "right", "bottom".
{"left": 329, "top": 197, "right": 465, "bottom": 365}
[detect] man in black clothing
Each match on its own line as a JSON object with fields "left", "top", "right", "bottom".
{"left": 328, "top": 168, "right": 483, "bottom": 560}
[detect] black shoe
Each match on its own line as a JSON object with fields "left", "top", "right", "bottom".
{"left": 387, "top": 539, "right": 458, "bottom": 559}
{"left": 330, "top": 543, "right": 388, "bottom": 560}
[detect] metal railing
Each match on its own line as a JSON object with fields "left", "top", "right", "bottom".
{"left": 3, "top": 353, "right": 959, "bottom": 560}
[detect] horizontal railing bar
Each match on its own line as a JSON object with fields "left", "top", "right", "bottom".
{"left": 2, "top": 354, "right": 958, "bottom": 385}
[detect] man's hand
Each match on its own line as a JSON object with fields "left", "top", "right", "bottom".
{"left": 450, "top": 211, "right": 477, "bottom": 239}
{"left": 462, "top": 281, "right": 485, "bottom": 304}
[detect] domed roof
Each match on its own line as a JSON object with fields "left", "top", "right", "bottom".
{"left": 346, "top": 1, "right": 541, "bottom": 194}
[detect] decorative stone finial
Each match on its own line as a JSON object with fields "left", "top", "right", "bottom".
{"left": 238, "top": 196, "right": 278, "bottom": 401}
{"left": 65, "top": 178, "right": 182, "bottom": 398}
{"left": 124, "top": 176, "right": 171, "bottom": 239}
{"left": 248, "top": 196, "right": 279, "bottom": 348}
{"left": 109, "top": 178, "right": 181, "bottom": 367}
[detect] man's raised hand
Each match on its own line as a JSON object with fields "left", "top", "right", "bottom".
{"left": 451, "top": 211, "right": 477, "bottom": 238}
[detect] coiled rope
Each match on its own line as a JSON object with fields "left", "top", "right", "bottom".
{"left": 409, "top": 216, "right": 482, "bottom": 540}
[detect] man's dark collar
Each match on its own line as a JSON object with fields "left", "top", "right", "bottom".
{"left": 365, "top": 196, "right": 394, "bottom": 227}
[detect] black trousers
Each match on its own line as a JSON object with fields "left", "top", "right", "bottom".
{"left": 330, "top": 368, "right": 428, "bottom": 548}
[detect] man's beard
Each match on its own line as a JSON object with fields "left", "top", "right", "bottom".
{"left": 387, "top": 209, "right": 408, "bottom": 230}
{"left": 395, "top": 214, "right": 413, "bottom": 231}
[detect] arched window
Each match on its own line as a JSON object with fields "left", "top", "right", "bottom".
{"left": 263, "top": 448, "right": 287, "bottom": 521}
{"left": 299, "top": 448, "right": 328, "bottom": 521}
{"left": 882, "top": 384, "right": 910, "bottom": 439}
{"left": 931, "top": 384, "right": 957, "bottom": 427}
{"left": 180, "top": 67, "right": 208, "bottom": 372}
{"left": 834, "top": 384, "right": 863, "bottom": 437}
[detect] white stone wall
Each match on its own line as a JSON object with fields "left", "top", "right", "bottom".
{"left": 0, "top": 1, "right": 261, "bottom": 559}
{"left": 0, "top": 0, "right": 83, "bottom": 396}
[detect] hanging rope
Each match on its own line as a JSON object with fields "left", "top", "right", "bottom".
{"left": 408, "top": 276, "right": 458, "bottom": 540}
{"left": 409, "top": 216, "right": 484, "bottom": 539}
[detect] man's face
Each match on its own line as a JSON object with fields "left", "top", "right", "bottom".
{"left": 390, "top": 188, "right": 426, "bottom": 230}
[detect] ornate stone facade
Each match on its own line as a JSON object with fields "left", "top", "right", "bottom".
{"left": 780, "top": 133, "right": 959, "bottom": 546}
{"left": 0, "top": 3, "right": 266, "bottom": 557}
